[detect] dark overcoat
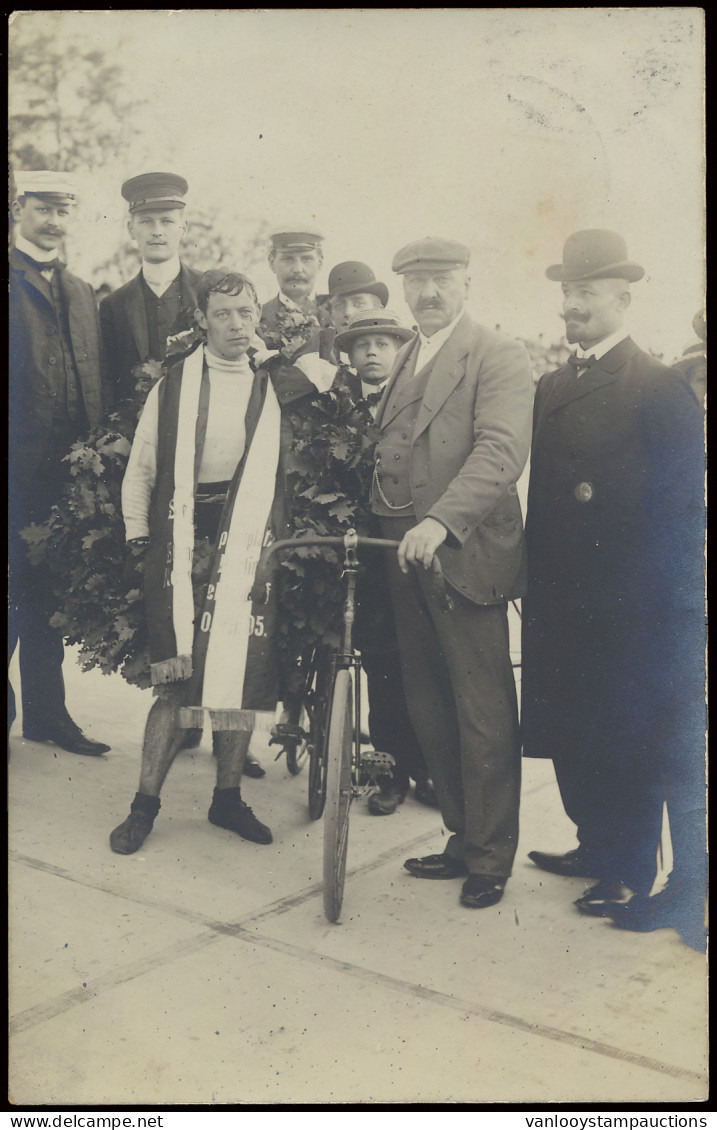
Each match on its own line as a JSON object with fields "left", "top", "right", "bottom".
{"left": 99, "top": 264, "right": 201, "bottom": 403}
{"left": 9, "top": 247, "right": 106, "bottom": 506}
{"left": 521, "top": 336, "right": 704, "bottom": 762}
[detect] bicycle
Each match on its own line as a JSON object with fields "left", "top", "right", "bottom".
{"left": 254, "top": 528, "right": 452, "bottom": 922}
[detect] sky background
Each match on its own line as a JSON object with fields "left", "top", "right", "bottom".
{"left": 10, "top": 8, "right": 705, "bottom": 360}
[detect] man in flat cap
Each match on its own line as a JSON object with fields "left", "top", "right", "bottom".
{"left": 258, "top": 225, "right": 332, "bottom": 353}
{"left": 9, "top": 171, "right": 110, "bottom": 755}
{"left": 522, "top": 230, "right": 705, "bottom": 948}
{"left": 100, "top": 172, "right": 201, "bottom": 405}
{"left": 372, "top": 237, "right": 533, "bottom": 908}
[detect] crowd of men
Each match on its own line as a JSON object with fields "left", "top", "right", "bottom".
{"left": 8, "top": 170, "right": 706, "bottom": 952}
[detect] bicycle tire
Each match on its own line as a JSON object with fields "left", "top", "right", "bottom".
{"left": 307, "top": 648, "right": 331, "bottom": 820}
{"left": 286, "top": 709, "right": 308, "bottom": 775}
{"left": 323, "top": 667, "right": 354, "bottom": 923}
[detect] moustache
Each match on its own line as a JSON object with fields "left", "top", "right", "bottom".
{"left": 561, "top": 312, "right": 588, "bottom": 323}
{"left": 417, "top": 300, "right": 443, "bottom": 310}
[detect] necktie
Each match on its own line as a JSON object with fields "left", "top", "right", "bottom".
{"left": 567, "top": 352, "right": 596, "bottom": 373}
{"left": 18, "top": 250, "right": 62, "bottom": 273}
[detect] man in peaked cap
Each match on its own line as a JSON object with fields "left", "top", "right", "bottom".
{"left": 522, "top": 230, "right": 706, "bottom": 947}
{"left": 371, "top": 236, "right": 534, "bottom": 908}
{"left": 101, "top": 174, "right": 266, "bottom": 777}
{"left": 9, "top": 171, "right": 110, "bottom": 755}
{"left": 99, "top": 172, "right": 202, "bottom": 405}
{"left": 258, "top": 224, "right": 332, "bottom": 353}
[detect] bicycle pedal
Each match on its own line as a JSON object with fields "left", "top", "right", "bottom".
{"left": 269, "top": 723, "right": 306, "bottom": 748}
{"left": 359, "top": 750, "right": 396, "bottom": 776}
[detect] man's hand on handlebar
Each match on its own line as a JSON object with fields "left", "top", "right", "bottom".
{"left": 397, "top": 517, "right": 448, "bottom": 574}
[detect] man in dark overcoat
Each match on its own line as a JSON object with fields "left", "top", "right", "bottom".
{"left": 372, "top": 237, "right": 534, "bottom": 910}
{"left": 9, "top": 170, "right": 110, "bottom": 755}
{"left": 99, "top": 172, "right": 201, "bottom": 405}
{"left": 522, "top": 230, "right": 705, "bottom": 944}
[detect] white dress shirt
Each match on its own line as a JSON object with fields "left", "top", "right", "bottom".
{"left": 416, "top": 310, "right": 464, "bottom": 369}
{"left": 15, "top": 233, "right": 59, "bottom": 281}
{"left": 142, "top": 255, "right": 182, "bottom": 297}
{"left": 576, "top": 327, "right": 629, "bottom": 362}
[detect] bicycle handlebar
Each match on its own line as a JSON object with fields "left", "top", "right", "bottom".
{"left": 251, "top": 529, "right": 454, "bottom": 613}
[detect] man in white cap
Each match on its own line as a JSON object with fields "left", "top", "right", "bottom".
{"left": 100, "top": 172, "right": 201, "bottom": 405}
{"left": 522, "top": 230, "right": 705, "bottom": 947}
{"left": 370, "top": 237, "right": 533, "bottom": 910}
{"left": 258, "top": 224, "right": 332, "bottom": 352}
{"left": 9, "top": 170, "right": 110, "bottom": 755}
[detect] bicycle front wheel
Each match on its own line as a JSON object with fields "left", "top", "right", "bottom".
{"left": 322, "top": 668, "right": 354, "bottom": 923}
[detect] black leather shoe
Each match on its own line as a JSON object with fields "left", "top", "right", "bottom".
{"left": 110, "top": 794, "right": 160, "bottom": 855}
{"left": 414, "top": 778, "right": 439, "bottom": 808}
{"left": 608, "top": 885, "right": 707, "bottom": 951}
{"left": 23, "top": 718, "right": 110, "bottom": 756}
{"left": 243, "top": 754, "right": 266, "bottom": 778}
{"left": 403, "top": 853, "right": 468, "bottom": 879}
{"left": 574, "top": 879, "right": 634, "bottom": 917}
{"left": 460, "top": 874, "right": 506, "bottom": 909}
{"left": 208, "top": 787, "right": 272, "bottom": 844}
{"left": 368, "top": 782, "right": 408, "bottom": 816}
{"left": 528, "top": 848, "right": 598, "bottom": 878}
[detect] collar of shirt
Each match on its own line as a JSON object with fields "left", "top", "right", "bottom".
{"left": 204, "top": 345, "right": 253, "bottom": 377}
{"left": 142, "top": 256, "right": 181, "bottom": 297}
{"left": 417, "top": 310, "right": 465, "bottom": 365}
{"left": 278, "top": 290, "right": 317, "bottom": 311}
{"left": 360, "top": 376, "right": 390, "bottom": 416}
{"left": 14, "top": 234, "right": 60, "bottom": 277}
{"left": 576, "top": 327, "right": 629, "bottom": 361}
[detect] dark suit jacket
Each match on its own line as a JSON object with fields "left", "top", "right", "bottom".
{"left": 375, "top": 311, "right": 533, "bottom": 604}
{"left": 9, "top": 247, "right": 106, "bottom": 498}
{"left": 521, "top": 336, "right": 705, "bottom": 759}
{"left": 99, "top": 264, "right": 201, "bottom": 403}
{"left": 258, "top": 293, "right": 332, "bottom": 353}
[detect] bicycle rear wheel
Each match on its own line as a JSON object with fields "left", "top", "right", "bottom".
{"left": 323, "top": 668, "right": 354, "bottom": 923}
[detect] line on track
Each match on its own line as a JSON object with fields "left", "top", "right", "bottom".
{"left": 9, "top": 849, "right": 705, "bottom": 1086}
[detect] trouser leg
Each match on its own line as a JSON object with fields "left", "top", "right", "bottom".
{"left": 360, "top": 647, "right": 428, "bottom": 788}
{"left": 381, "top": 518, "right": 521, "bottom": 877}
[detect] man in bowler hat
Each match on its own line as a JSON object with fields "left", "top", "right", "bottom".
{"left": 372, "top": 237, "right": 533, "bottom": 908}
{"left": 522, "top": 230, "right": 705, "bottom": 947}
{"left": 9, "top": 171, "right": 110, "bottom": 755}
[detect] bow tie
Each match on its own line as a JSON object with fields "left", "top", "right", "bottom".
{"left": 18, "top": 250, "right": 63, "bottom": 273}
{"left": 567, "top": 352, "right": 596, "bottom": 372}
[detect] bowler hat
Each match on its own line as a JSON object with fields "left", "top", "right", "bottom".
{"left": 546, "top": 230, "right": 644, "bottom": 282}
{"left": 392, "top": 237, "right": 470, "bottom": 274}
{"left": 14, "top": 170, "right": 76, "bottom": 202}
{"left": 334, "top": 308, "right": 415, "bottom": 353}
{"left": 122, "top": 172, "right": 188, "bottom": 213}
{"left": 327, "top": 261, "right": 388, "bottom": 306}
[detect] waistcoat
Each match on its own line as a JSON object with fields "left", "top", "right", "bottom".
{"left": 372, "top": 359, "right": 433, "bottom": 515}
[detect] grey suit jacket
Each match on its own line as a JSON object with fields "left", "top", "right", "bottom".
{"left": 375, "top": 311, "right": 533, "bottom": 603}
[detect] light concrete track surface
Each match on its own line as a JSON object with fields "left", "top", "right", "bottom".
{"left": 8, "top": 649, "right": 707, "bottom": 1106}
